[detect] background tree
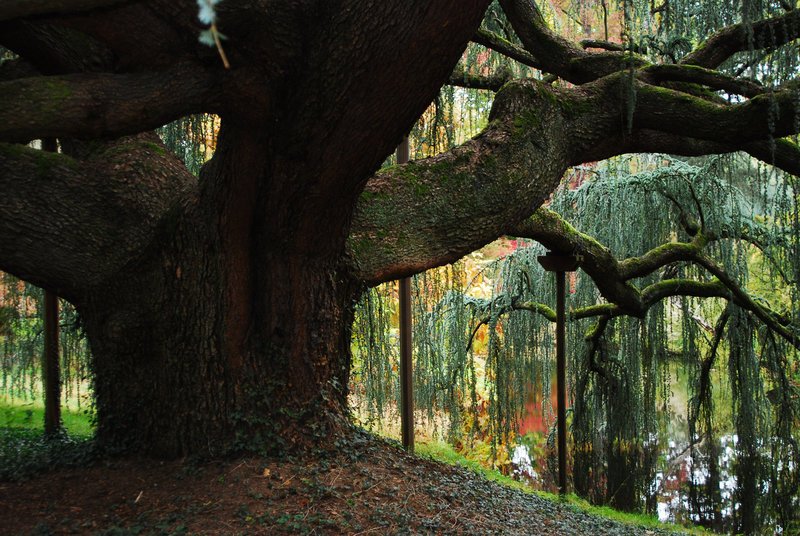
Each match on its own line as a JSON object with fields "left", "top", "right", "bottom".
{"left": 1, "top": 0, "right": 799, "bottom": 467}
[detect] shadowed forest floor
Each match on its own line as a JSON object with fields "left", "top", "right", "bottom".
{"left": 1, "top": 432, "right": 690, "bottom": 536}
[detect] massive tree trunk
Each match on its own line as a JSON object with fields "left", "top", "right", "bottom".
{"left": 82, "top": 212, "right": 359, "bottom": 456}
{"left": 0, "top": 0, "right": 492, "bottom": 456}
{"left": 76, "top": 123, "right": 370, "bottom": 456}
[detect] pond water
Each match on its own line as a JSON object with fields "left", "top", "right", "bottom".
{"left": 651, "top": 436, "right": 738, "bottom": 527}
{"left": 511, "top": 434, "right": 796, "bottom": 534}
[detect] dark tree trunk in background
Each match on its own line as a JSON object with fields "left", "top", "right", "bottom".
{"left": 43, "top": 290, "right": 61, "bottom": 436}
{"left": 42, "top": 137, "right": 61, "bottom": 437}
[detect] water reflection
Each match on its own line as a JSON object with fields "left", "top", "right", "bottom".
{"left": 512, "top": 434, "right": 797, "bottom": 534}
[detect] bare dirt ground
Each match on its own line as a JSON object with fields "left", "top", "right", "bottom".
{"left": 1, "top": 433, "right": 683, "bottom": 535}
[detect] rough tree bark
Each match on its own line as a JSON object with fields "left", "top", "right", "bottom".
{"left": 1, "top": 0, "right": 799, "bottom": 456}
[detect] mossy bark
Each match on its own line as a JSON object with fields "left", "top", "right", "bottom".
{"left": 80, "top": 126, "right": 362, "bottom": 457}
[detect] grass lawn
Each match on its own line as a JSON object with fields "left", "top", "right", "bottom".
{"left": 0, "top": 394, "right": 94, "bottom": 437}
{"left": 415, "top": 438, "right": 712, "bottom": 536}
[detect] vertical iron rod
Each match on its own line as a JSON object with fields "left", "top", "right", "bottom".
{"left": 42, "top": 137, "right": 61, "bottom": 436}
{"left": 556, "top": 269, "right": 567, "bottom": 494}
{"left": 397, "top": 137, "right": 414, "bottom": 452}
{"left": 44, "top": 290, "right": 60, "bottom": 435}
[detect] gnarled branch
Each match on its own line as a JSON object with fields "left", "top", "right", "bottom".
{"left": 499, "top": 0, "right": 646, "bottom": 83}
{"left": 472, "top": 28, "right": 539, "bottom": 69}
{"left": 349, "top": 79, "right": 572, "bottom": 285}
{"left": 0, "top": 134, "right": 196, "bottom": 301}
{"left": 0, "top": 63, "right": 219, "bottom": 142}
{"left": 641, "top": 63, "right": 765, "bottom": 99}
{"left": 0, "top": 0, "right": 128, "bottom": 22}
{"left": 682, "top": 9, "right": 800, "bottom": 69}
{"left": 448, "top": 68, "right": 513, "bottom": 91}
{"left": 508, "top": 207, "right": 799, "bottom": 349}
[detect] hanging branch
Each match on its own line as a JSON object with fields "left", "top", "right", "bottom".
{"left": 688, "top": 305, "right": 731, "bottom": 433}
{"left": 448, "top": 68, "right": 514, "bottom": 91}
{"left": 681, "top": 9, "right": 800, "bottom": 68}
{"left": 464, "top": 298, "right": 556, "bottom": 353}
{"left": 669, "top": 296, "right": 715, "bottom": 333}
{"left": 471, "top": 28, "right": 540, "bottom": 69}
{"left": 509, "top": 207, "right": 800, "bottom": 349}
{"left": 695, "top": 254, "right": 797, "bottom": 345}
{"left": 585, "top": 315, "right": 611, "bottom": 379}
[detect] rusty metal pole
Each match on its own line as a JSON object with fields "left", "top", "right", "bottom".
{"left": 42, "top": 138, "right": 61, "bottom": 436}
{"left": 555, "top": 269, "right": 567, "bottom": 494}
{"left": 397, "top": 137, "right": 414, "bottom": 452}
{"left": 43, "top": 290, "right": 60, "bottom": 436}
{"left": 538, "top": 252, "right": 580, "bottom": 495}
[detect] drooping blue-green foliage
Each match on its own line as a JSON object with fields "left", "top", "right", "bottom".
{"left": 0, "top": 273, "right": 90, "bottom": 407}
{"left": 351, "top": 153, "right": 800, "bottom": 532}
{"left": 158, "top": 114, "right": 219, "bottom": 176}
{"left": 352, "top": 0, "right": 800, "bottom": 528}
{"left": 552, "top": 156, "right": 798, "bottom": 528}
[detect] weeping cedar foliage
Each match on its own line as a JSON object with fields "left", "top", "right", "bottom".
{"left": 351, "top": 154, "right": 800, "bottom": 532}
{"left": 0, "top": 273, "right": 90, "bottom": 408}
{"left": 350, "top": 1, "right": 800, "bottom": 532}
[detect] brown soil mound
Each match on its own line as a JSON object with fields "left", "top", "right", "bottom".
{"left": 1, "top": 434, "right": 681, "bottom": 535}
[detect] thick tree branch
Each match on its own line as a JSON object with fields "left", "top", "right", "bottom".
{"left": 472, "top": 28, "right": 540, "bottom": 69}
{"left": 608, "top": 130, "right": 800, "bottom": 177}
{"left": 349, "top": 9, "right": 800, "bottom": 286}
{"left": 633, "top": 82, "right": 800, "bottom": 147}
{"left": 641, "top": 63, "right": 765, "bottom": 98}
{"left": 499, "top": 0, "right": 645, "bottom": 83}
{"left": 510, "top": 207, "right": 645, "bottom": 314}
{"left": 351, "top": 67, "right": 800, "bottom": 285}
{"left": 743, "top": 139, "right": 800, "bottom": 177}
{"left": 0, "top": 0, "right": 128, "bottom": 22}
{"left": 508, "top": 207, "right": 799, "bottom": 348}
{"left": 0, "top": 64, "right": 219, "bottom": 142}
{"left": 349, "top": 80, "right": 572, "bottom": 285}
{"left": 448, "top": 68, "right": 513, "bottom": 91}
{"left": 0, "top": 134, "right": 196, "bottom": 301}
{"left": 618, "top": 234, "right": 711, "bottom": 280}
{"left": 682, "top": 9, "right": 800, "bottom": 69}
{"left": 512, "top": 211, "right": 724, "bottom": 317}
{"left": 569, "top": 279, "right": 731, "bottom": 320}
{"left": 581, "top": 39, "right": 624, "bottom": 52}
{"left": 564, "top": 73, "right": 800, "bottom": 176}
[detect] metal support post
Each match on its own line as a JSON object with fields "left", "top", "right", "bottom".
{"left": 538, "top": 252, "right": 580, "bottom": 494}
{"left": 397, "top": 137, "right": 414, "bottom": 452}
